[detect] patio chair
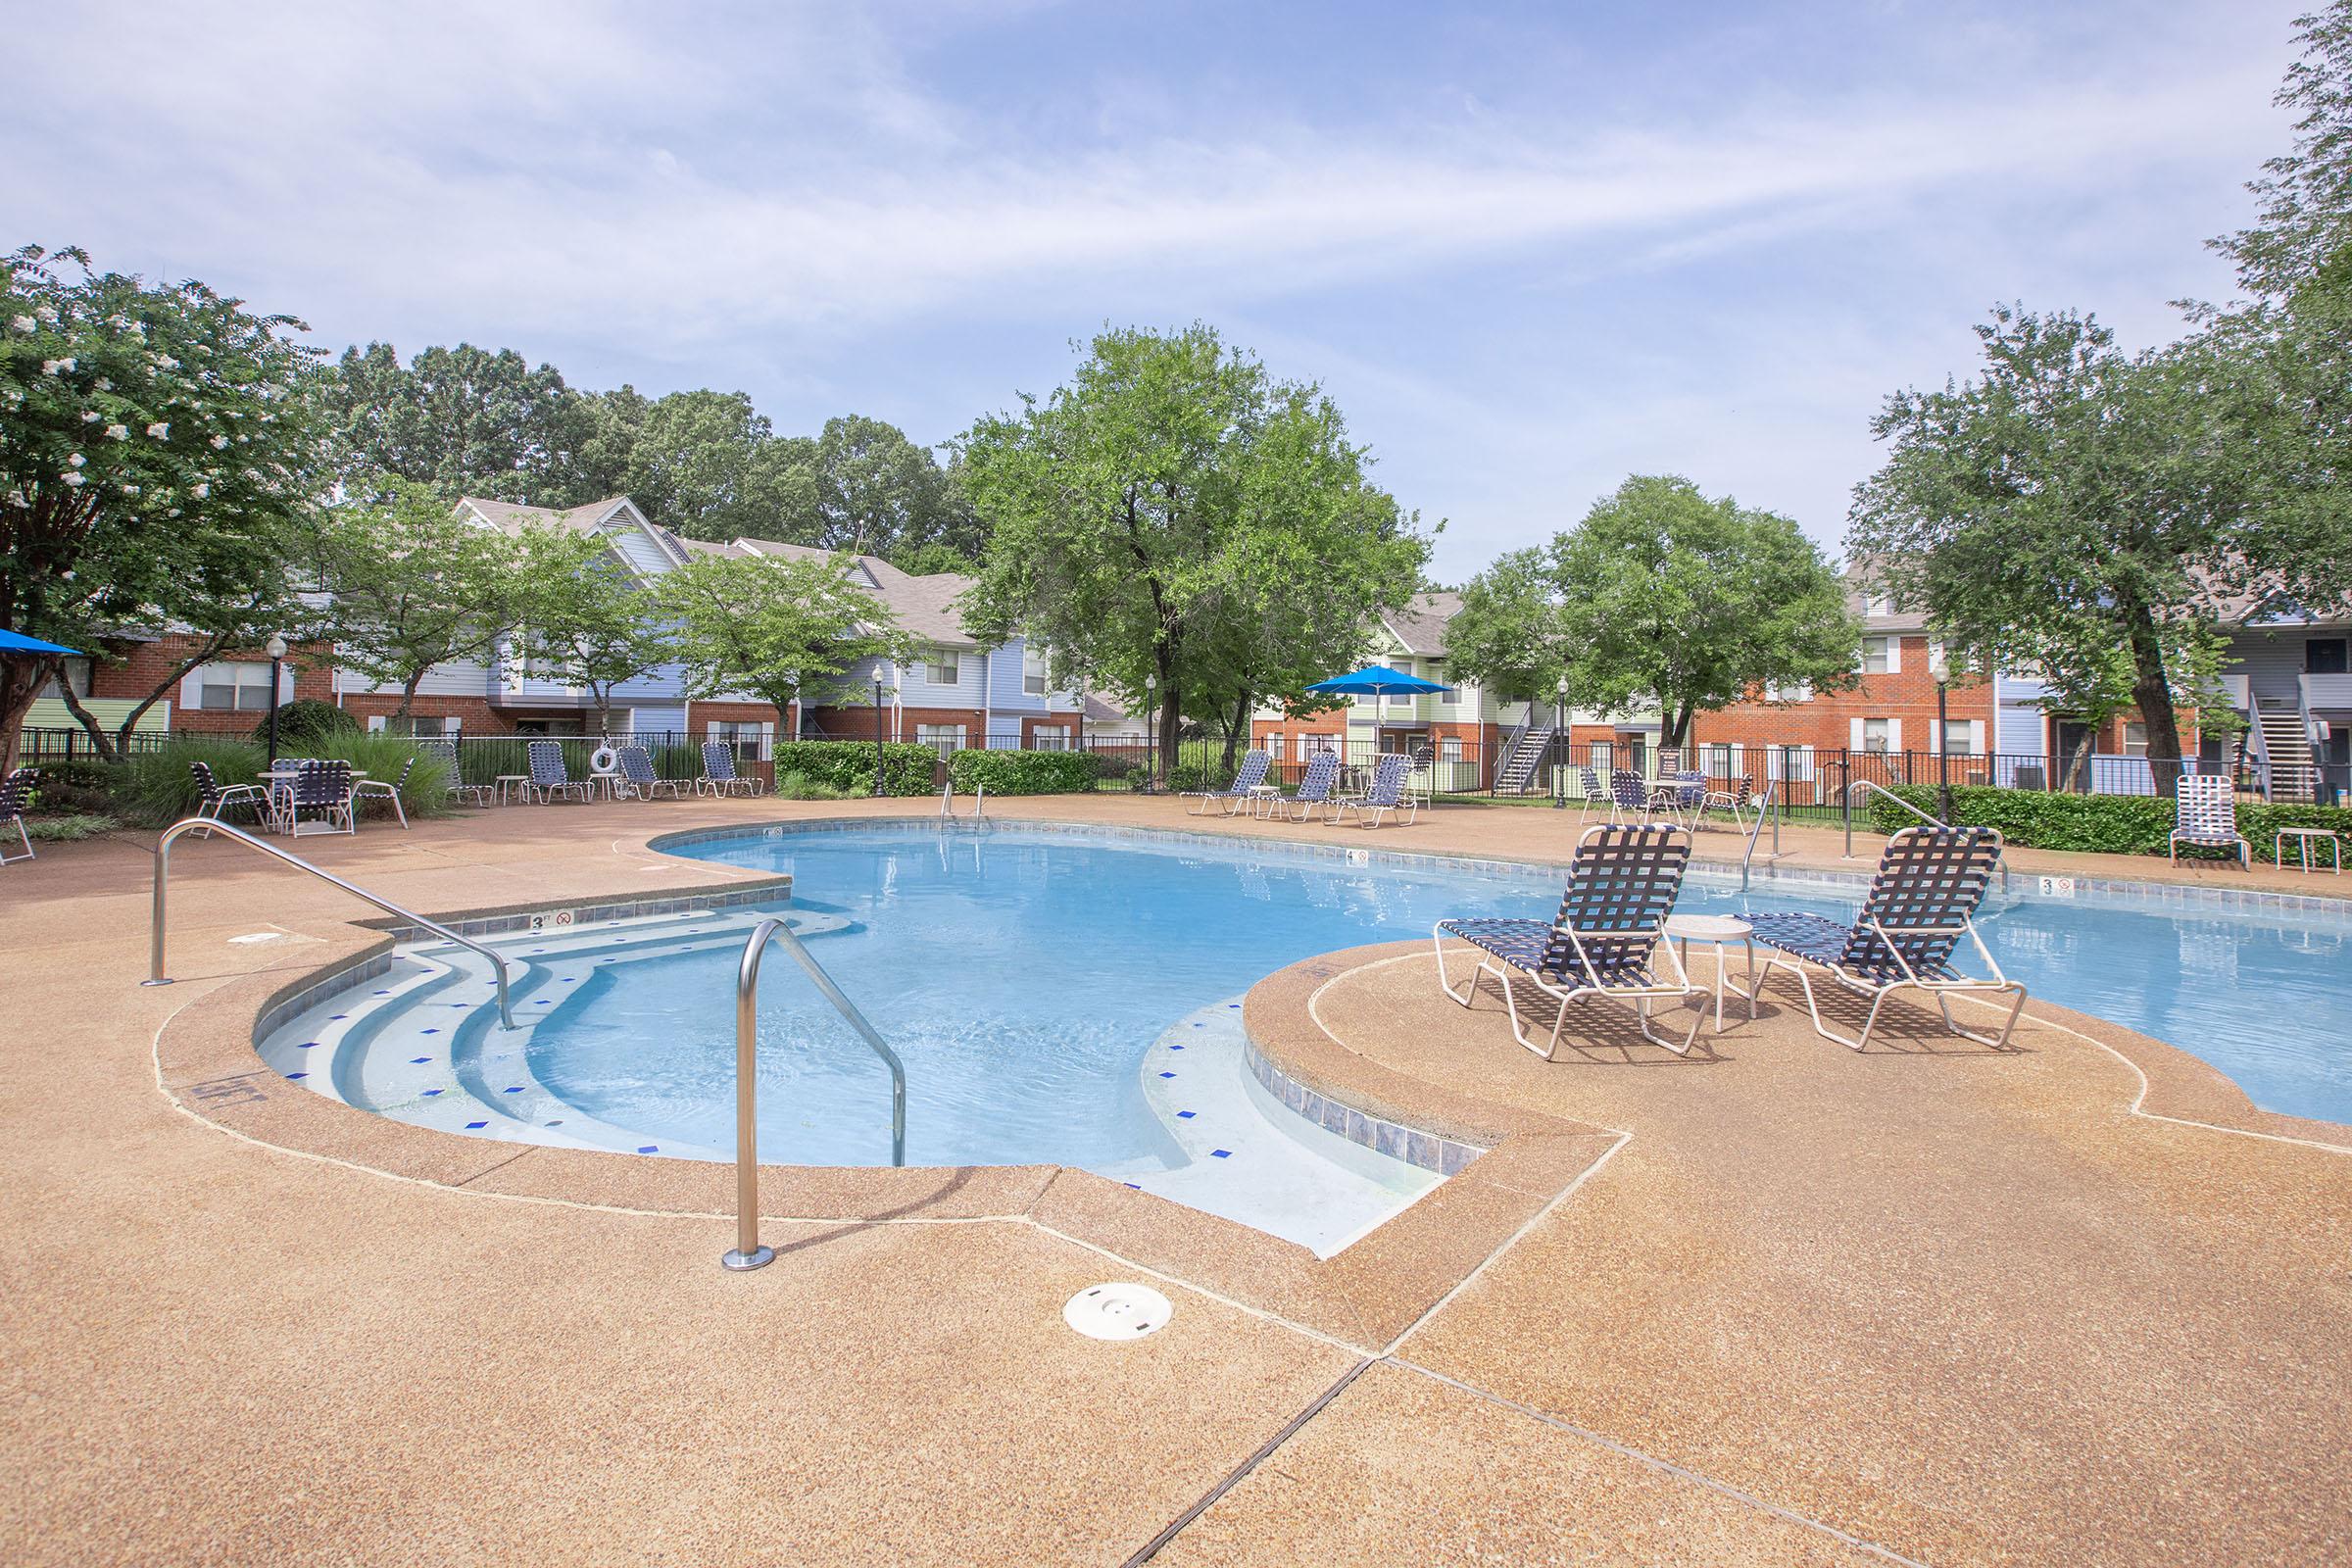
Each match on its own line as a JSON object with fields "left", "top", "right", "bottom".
{"left": 525, "top": 740, "right": 591, "bottom": 805}
{"left": 1574, "top": 765, "right": 1609, "bottom": 824}
{"left": 418, "top": 740, "right": 496, "bottom": 807}
{"left": 1183, "top": 749, "right": 1271, "bottom": 816}
{"left": 286, "top": 760, "right": 356, "bottom": 838}
{"left": 2168, "top": 775, "right": 2250, "bottom": 868}
{"left": 351, "top": 757, "right": 416, "bottom": 829}
{"left": 1741, "top": 825, "right": 2026, "bottom": 1053}
{"left": 1432, "top": 823, "right": 1702, "bottom": 1058}
{"left": 1607, "top": 768, "right": 1651, "bottom": 823}
{"left": 615, "top": 744, "right": 689, "bottom": 801}
{"left": 1, "top": 767, "right": 37, "bottom": 864}
{"left": 1270, "top": 751, "right": 1342, "bottom": 822}
{"left": 1702, "top": 775, "right": 1756, "bottom": 832}
{"left": 696, "top": 741, "right": 764, "bottom": 798}
{"left": 188, "top": 760, "right": 275, "bottom": 836}
{"left": 1331, "top": 752, "right": 1420, "bottom": 828}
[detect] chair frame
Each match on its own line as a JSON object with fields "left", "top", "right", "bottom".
{"left": 1271, "top": 752, "right": 1343, "bottom": 822}
{"left": 1701, "top": 775, "right": 1755, "bottom": 832}
{"left": 286, "top": 760, "right": 357, "bottom": 838}
{"left": 350, "top": 757, "right": 415, "bottom": 829}
{"left": 418, "top": 741, "right": 496, "bottom": 807}
{"left": 189, "top": 760, "right": 276, "bottom": 837}
{"left": 1, "top": 767, "right": 37, "bottom": 864}
{"left": 696, "top": 741, "right": 765, "bottom": 798}
{"left": 1737, "top": 825, "right": 2027, "bottom": 1053}
{"left": 2168, "top": 774, "right": 2251, "bottom": 869}
{"left": 1431, "top": 823, "right": 1703, "bottom": 1057}
{"left": 1183, "top": 750, "right": 1272, "bottom": 816}
{"left": 526, "top": 740, "right": 591, "bottom": 805}
{"left": 1331, "top": 753, "right": 1420, "bottom": 828}
{"left": 615, "top": 744, "right": 689, "bottom": 801}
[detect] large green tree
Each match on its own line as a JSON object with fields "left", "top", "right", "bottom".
{"left": 1848, "top": 309, "right": 2255, "bottom": 786}
{"left": 0, "top": 245, "right": 325, "bottom": 772}
{"left": 653, "top": 551, "right": 906, "bottom": 728}
{"left": 513, "top": 531, "right": 671, "bottom": 738}
{"left": 796, "top": 415, "right": 981, "bottom": 563}
{"left": 579, "top": 387, "right": 818, "bottom": 543}
{"left": 1451, "top": 475, "right": 1857, "bottom": 747}
{"left": 322, "top": 342, "right": 589, "bottom": 503}
{"left": 958, "top": 324, "right": 1427, "bottom": 780}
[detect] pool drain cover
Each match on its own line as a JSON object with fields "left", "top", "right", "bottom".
{"left": 1063, "top": 1283, "right": 1171, "bottom": 1341}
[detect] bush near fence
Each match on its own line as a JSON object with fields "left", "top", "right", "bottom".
{"left": 1869, "top": 783, "right": 2352, "bottom": 862}
{"left": 115, "top": 735, "right": 454, "bottom": 827}
{"left": 769, "top": 739, "right": 938, "bottom": 797}
{"left": 947, "top": 748, "right": 1102, "bottom": 795}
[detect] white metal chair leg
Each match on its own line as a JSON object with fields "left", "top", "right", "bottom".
{"left": 1, "top": 816, "right": 32, "bottom": 863}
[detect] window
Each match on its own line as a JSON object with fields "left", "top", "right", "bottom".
{"left": 1441, "top": 737, "right": 1463, "bottom": 762}
{"left": 2308, "top": 637, "right": 2349, "bottom": 674}
{"left": 1861, "top": 718, "right": 1892, "bottom": 753}
{"left": 1939, "top": 720, "right": 1975, "bottom": 756}
{"left": 1765, "top": 745, "right": 1816, "bottom": 782}
{"left": 1762, "top": 679, "right": 1812, "bottom": 704}
{"left": 2122, "top": 722, "right": 2149, "bottom": 758}
{"left": 915, "top": 723, "right": 965, "bottom": 759}
{"left": 928, "top": 652, "right": 960, "bottom": 685}
{"left": 1861, "top": 638, "right": 1895, "bottom": 676}
{"left": 1032, "top": 724, "right": 1069, "bottom": 752}
{"left": 1267, "top": 732, "right": 1285, "bottom": 759}
{"left": 1023, "top": 671, "right": 1048, "bottom": 696}
{"left": 197, "top": 661, "right": 276, "bottom": 711}
{"left": 710, "top": 720, "right": 765, "bottom": 760}
{"left": 38, "top": 657, "right": 92, "bottom": 699}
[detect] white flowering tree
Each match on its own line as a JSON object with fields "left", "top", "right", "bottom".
{"left": 0, "top": 246, "right": 325, "bottom": 770}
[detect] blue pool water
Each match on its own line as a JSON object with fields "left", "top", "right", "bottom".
{"left": 509, "top": 825, "right": 2352, "bottom": 1165}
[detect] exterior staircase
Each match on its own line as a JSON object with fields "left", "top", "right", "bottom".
{"left": 2256, "top": 699, "right": 2318, "bottom": 801}
{"left": 1494, "top": 722, "right": 1556, "bottom": 795}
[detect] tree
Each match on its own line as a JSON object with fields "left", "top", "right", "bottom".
{"left": 514, "top": 530, "right": 670, "bottom": 738}
{"left": 958, "top": 324, "right": 1428, "bottom": 781}
{"left": 584, "top": 388, "right": 817, "bottom": 543}
{"left": 1848, "top": 310, "right": 2258, "bottom": 789}
{"left": 653, "top": 551, "right": 906, "bottom": 728}
{"left": 0, "top": 245, "right": 324, "bottom": 773}
{"left": 306, "top": 478, "right": 541, "bottom": 724}
{"left": 1453, "top": 475, "right": 1856, "bottom": 748}
{"left": 322, "top": 342, "right": 590, "bottom": 503}
{"left": 798, "top": 415, "right": 978, "bottom": 562}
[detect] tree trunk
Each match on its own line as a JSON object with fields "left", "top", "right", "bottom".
{"left": 1663, "top": 703, "right": 1693, "bottom": 749}
{"left": 0, "top": 657, "right": 58, "bottom": 776}
{"left": 55, "top": 684, "right": 121, "bottom": 763}
{"left": 1157, "top": 691, "right": 1182, "bottom": 786}
{"left": 1221, "top": 691, "right": 1251, "bottom": 777}
{"left": 394, "top": 672, "right": 423, "bottom": 724}
{"left": 2123, "top": 607, "right": 2188, "bottom": 797}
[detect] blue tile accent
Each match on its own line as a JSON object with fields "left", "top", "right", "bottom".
{"left": 1158, "top": 1070, "right": 1176, "bottom": 1079}
{"left": 545, "top": 1119, "right": 564, "bottom": 1127}
{"left": 636, "top": 1145, "right": 659, "bottom": 1153}
{"left": 1177, "top": 1110, "right": 1196, "bottom": 1119}
{"left": 1169, "top": 1044, "right": 1184, "bottom": 1051}
{"left": 298, "top": 1041, "right": 318, "bottom": 1050}
{"left": 503, "top": 1086, "right": 524, "bottom": 1094}
{"left": 286, "top": 1071, "right": 308, "bottom": 1080}
{"left": 329, "top": 1014, "right": 347, "bottom": 1021}
{"left": 420, "top": 1028, "right": 439, "bottom": 1035}
{"left": 466, "top": 1120, "right": 488, "bottom": 1129}
{"left": 422, "top": 1089, "right": 444, "bottom": 1097}
{"left": 410, "top": 1056, "right": 429, "bottom": 1064}
{"left": 1210, "top": 1149, "right": 1232, "bottom": 1158}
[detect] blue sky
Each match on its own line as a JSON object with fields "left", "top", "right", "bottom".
{"left": 7, "top": 0, "right": 2306, "bottom": 580}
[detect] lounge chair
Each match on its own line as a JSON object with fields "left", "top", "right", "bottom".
{"left": 2168, "top": 774, "right": 2250, "bottom": 868}
{"left": 1432, "top": 823, "right": 1702, "bottom": 1057}
{"left": 189, "top": 760, "right": 275, "bottom": 836}
{"left": 286, "top": 760, "right": 356, "bottom": 837}
{"left": 615, "top": 744, "right": 689, "bottom": 801}
{"left": 1607, "top": 768, "right": 1650, "bottom": 823}
{"left": 1, "top": 767, "right": 37, "bottom": 864}
{"left": 525, "top": 740, "right": 591, "bottom": 805}
{"left": 1271, "top": 752, "right": 1342, "bottom": 821}
{"left": 1331, "top": 752, "right": 1419, "bottom": 828}
{"left": 1574, "top": 765, "right": 1609, "bottom": 824}
{"left": 1741, "top": 824, "right": 2026, "bottom": 1052}
{"left": 418, "top": 740, "right": 496, "bottom": 807}
{"left": 696, "top": 741, "right": 764, "bottom": 798}
{"left": 1183, "top": 750, "right": 1271, "bottom": 816}
{"left": 351, "top": 757, "right": 415, "bottom": 829}
{"left": 1702, "top": 775, "right": 1756, "bottom": 832}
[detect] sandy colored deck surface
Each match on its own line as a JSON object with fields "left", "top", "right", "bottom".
{"left": 1, "top": 793, "right": 2346, "bottom": 1565}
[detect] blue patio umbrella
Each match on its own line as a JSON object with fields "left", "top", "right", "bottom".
{"left": 0, "top": 629, "right": 81, "bottom": 657}
{"left": 1303, "top": 663, "right": 1453, "bottom": 754}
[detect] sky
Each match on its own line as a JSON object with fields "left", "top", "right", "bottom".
{"left": 5, "top": 0, "right": 2310, "bottom": 581}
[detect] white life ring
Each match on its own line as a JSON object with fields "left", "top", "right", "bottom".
{"left": 589, "top": 744, "right": 619, "bottom": 775}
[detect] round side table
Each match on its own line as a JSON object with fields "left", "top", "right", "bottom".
{"left": 1663, "top": 912, "right": 1757, "bottom": 1034}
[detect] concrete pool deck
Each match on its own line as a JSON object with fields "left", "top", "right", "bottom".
{"left": 2, "top": 793, "right": 2348, "bottom": 1565}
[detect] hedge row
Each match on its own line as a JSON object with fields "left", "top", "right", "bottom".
{"left": 767, "top": 740, "right": 938, "bottom": 797}
{"left": 946, "top": 748, "right": 1104, "bottom": 795}
{"left": 1866, "top": 783, "right": 2352, "bottom": 862}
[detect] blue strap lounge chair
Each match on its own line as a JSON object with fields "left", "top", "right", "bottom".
{"left": 615, "top": 744, "right": 688, "bottom": 801}
{"left": 526, "top": 741, "right": 590, "bottom": 805}
{"left": 287, "top": 760, "right": 356, "bottom": 837}
{"left": 1272, "top": 752, "right": 1342, "bottom": 821}
{"left": 2168, "top": 774, "right": 2249, "bottom": 868}
{"left": 1332, "top": 753, "right": 1419, "bottom": 828}
{"left": 1, "top": 767, "right": 37, "bottom": 864}
{"left": 1740, "top": 824, "right": 2025, "bottom": 1052}
{"left": 1607, "top": 768, "right": 1650, "bottom": 823}
{"left": 417, "top": 740, "right": 495, "bottom": 807}
{"left": 188, "top": 760, "right": 274, "bottom": 836}
{"left": 1184, "top": 750, "right": 1271, "bottom": 816}
{"left": 1432, "top": 823, "right": 1701, "bottom": 1057}
{"left": 696, "top": 741, "right": 764, "bottom": 798}
{"left": 351, "top": 757, "right": 416, "bottom": 828}
{"left": 1574, "top": 765, "right": 1609, "bottom": 824}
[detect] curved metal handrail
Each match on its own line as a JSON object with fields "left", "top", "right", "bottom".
{"left": 726, "top": 915, "right": 907, "bottom": 1271}
{"left": 1842, "top": 779, "right": 2011, "bottom": 895}
{"left": 1740, "top": 778, "right": 1781, "bottom": 892}
{"left": 145, "top": 816, "right": 516, "bottom": 1029}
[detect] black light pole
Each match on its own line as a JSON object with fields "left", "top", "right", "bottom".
{"left": 264, "top": 631, "right": 288, "bottom": 769}
{"left": 1930, "top": 643, "right": 1954, "bottom": 824}
{"left": 1143, "top": 672, "right": 1157, "bottom": 794}
{"left": 1551, "top": 674, "right": 1568, "bottom": 808}
{"left": 871, "top": 676, "right": 887, "bottom": 796}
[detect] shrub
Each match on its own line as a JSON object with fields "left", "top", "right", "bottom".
{"left": 21, "top": 758, "right": 122, "bottom": 816}
{"left": 1867, "top": 782, "right": 2352, "bottom": 863}
{"left": 310, "top": 733, "right": 454, "bottom": 820}
{"left": 947, "top": 749, "right": 1102, "bottom": 795}
{"left": 26, "top": 812, "right": 118, "bottom": 841}
{"left": 118, "top": 737, "right": 267, "bottom": 826}
{"left": 249, "top": 699, "right": 361, "bottom": 749}
{"left": 767, "top": 740, "right": 937, "bottom": 797}
{"left": 773, "top": 769, "right": 854, "bottom": 801}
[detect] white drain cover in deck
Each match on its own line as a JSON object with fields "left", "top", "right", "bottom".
{"left": 1063, "top": 1283, "right": 1171, "bottom": 1341}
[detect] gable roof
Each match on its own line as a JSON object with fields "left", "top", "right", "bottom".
{"left": 455, "top": 495, "right": 690, "bottom": 574}
{"left": 729, "top": 538, "right": 978, "bottom": 647}
{"left": 1380, "top": 592, "right": 1465, "bottom": 657}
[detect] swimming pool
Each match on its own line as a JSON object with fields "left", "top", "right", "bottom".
{"left": 257, "top": 822, "right": 2352, "bottom": 1249}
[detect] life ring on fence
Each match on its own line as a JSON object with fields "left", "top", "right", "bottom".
{"left": 589, "top": 744, "right": 619, "bottom": 775}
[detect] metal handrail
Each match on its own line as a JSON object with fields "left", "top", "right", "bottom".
{"left": 144, "top": 816, "right": 516, "bottom": 1029}
{"left": 725, "top": 915, "right": 907, "bottom": 1272}
{"left": 1842, "top": 779, "right": 2011, "bottom": 895}
{"left": 1740, "top": 779, "right": 1781, "bottom": 892}
{"left": 937, "top": 783, "right": 988, "bottom": 820}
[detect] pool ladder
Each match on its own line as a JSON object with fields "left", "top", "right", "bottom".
{"left": 725, "top": 917, "right": 907, "bottom": 1271}
{"left": 938, "top": 782, "right": 985, "bottom": 820}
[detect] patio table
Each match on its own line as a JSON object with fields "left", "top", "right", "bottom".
{"left": 1664, "top": 912, "right": 1756, "bottom": 1034}
{"left": 2275, "top": 826, "right": 2342, "bottom": 874}
{"left": 495, "top": 773, "right": 532, "bottom": 806}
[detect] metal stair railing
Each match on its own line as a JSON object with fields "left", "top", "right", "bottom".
{"left": 1842, "top": 779, "right": 2010, "bottom": 896}
{"left": 725, "top": 915, "right": 907, "bottom": 1272}
{"left": 144, "top": 816, "right": 516, "bottom": 1029}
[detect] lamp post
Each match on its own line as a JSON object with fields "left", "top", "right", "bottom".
{"left": 871, "top": 676, "right": 887, "bottom": 796}
{"left": 1929, "top": 643, "right": 1954, "bottom": 824}
{"left": 264, "top": 632, "right": 288, "bottom": 769}
{"left": 1551, "top": 673, "right": 1568, "bottom": 808}
{"left": 1143, "top": 672, "right": 1158, "bottom": 794}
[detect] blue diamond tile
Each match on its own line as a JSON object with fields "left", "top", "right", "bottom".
{"left": 545, "top": 1119, "right": 564, "bottom": 1127}
{"left": 422, "top": 1089, "right": 444, "bottom": 1097}
{"left": 1124, "top": 1182, "right": 1141, "bottom": 1190}
{"left": 329, "top": 1014, "right": 347, "bottom": 1021}
{"left": 1169, "top": 1044, "right": 1184, "bottom": 1051}
{"left": 410, "top": 1056, "right": 429, "bottom": 1064}
{"left": 636, "top": 1145, "right": 659, "bottom": 1153}
{"left": 466, "top": 1120, "right": 488, "bottom": 1129}
{"left": 1210, "top": 1149, "right": 1232, "bottom": 1158}
{"left": 298, "top": 1041, "right": 318, "bottom": 1050}
{"left": 1177, "top": 1110, "right": 1196, "bottom": 1119}
{"left": 1157, "top": 1071, "right": 1176, "bottom": 1079}
{"left": 372, "top": 989, "right": 390, "bottom": 996}
{"left": 1227, "top": 1003, "right": 1239, "bottom": 1009}
{"left": 286, "top": 1071, "right": 308, "bottom": 1080}
{"left": 1191, "top": 1022, "right": 1203, "bottom": 1028}
{"left": 421, "top": 1028, "right": 439, "bottom": 1035}
{"left": 503, "top": 1086, "right": 523, "bottom": 1094}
